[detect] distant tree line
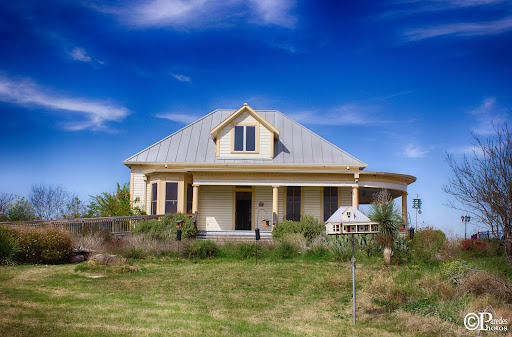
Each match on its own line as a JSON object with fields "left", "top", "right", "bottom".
{"left": 0, "top": 183, "right": 144, "bottom": 222}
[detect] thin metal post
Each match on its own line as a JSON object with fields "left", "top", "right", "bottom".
{"left": 351, "top": 234, "right": 356, "bottom": 325}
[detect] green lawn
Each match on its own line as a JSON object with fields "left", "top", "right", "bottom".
{"left": 0, "top": 257, "right": 509, "bottom": 336}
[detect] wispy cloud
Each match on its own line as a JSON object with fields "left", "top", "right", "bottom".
{"left": 289, "top": 103, "right": 391, "bottom": 126}
{"left": 447, "top": 145, "right": 483, "bottom": 155}
{"left": 156, "top": 112, "right": 201, "bottom": 124}
{"left": 170, "top": 73, "right": 191, "bottom": 82}
{"left": 468, "top": 97, "right": 510, "bottom": 135}
{"left": 86, "top": 0, "right": 296, "bottom": 29}
{"left": 403, "top": 144, "right": 430, "bottom": 158}
{"left": 0, "top": 74, "right": 129, "bottom": 131}
{"left": 69, "top": 47, "right": 91, "bottom": 62}
{"left": 404, "top": 16, "right": 512, "bottom": 41}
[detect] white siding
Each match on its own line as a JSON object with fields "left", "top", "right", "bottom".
{"left": 340, "top": 187, "right": 352, "bottom": 206}
{"left": 218, "top": 111, "right": 272, "bottom": 159}
{"left": 197, "top": 186, "right": 232, "bottom": 231}
{"left": 279, "top": 187, "right": 284, "bottom": 223}
{"left": 254, "top": 186, "right": 272, "bottom": 232}
{"left": 132, "top": 170, "right": 146, "bottom": 209}
{"left": 303, "top": 186, "right": 321, "bottom": 221}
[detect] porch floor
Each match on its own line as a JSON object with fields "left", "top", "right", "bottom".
{"left": 197, "top": 230, "right": 273, "bottom": 242}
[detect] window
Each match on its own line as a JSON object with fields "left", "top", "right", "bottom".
{"left": 233, "top": 125, "right": 256, "bottom": 152}
{"left": 186, "top": 183, "right": 193, "bottom": 214}
{"left": 151, "top": 183, "right": 157, "bottom": 215}
{"left": 286, "top": 186, "right": 301, "bottom": 221}
{"left": 165, "top": 182, "right": 178, "bottom": 214}
{"left": 323, "top": 187, "right": 338, "bottom": 221}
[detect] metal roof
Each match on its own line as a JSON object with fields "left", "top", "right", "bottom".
{"left": 325, "top": 206, "right": 377, "bottom": 224}
{"left": 124, "top": 109, "right": 367, "bottom": 166}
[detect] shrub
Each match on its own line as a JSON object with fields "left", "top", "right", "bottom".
{"left": 0, "top": 226, "right": 20, "bottom": 265}
{"left": 272, "top": 215, "right": 323, "bottom": 243}
{"left": 234, "top": 242, "right": 264, "bottom": 259}
{"left": 392, "top": 237, "right": 411, "bottom": 264}
{"left": 329, "top": 236, "right": 352, "bottom": 262}
{"left": 298, "top": 215, "right": 324, "bottom": 242}
{"left": 272, "top": 220, "right": 300, "bottom": 241}
{"left": 9, "top": 226, "right": 73, "bottom": 264}
{"left": 133, "top": 213, "right": 197, "bottom": 240}
{"left": 123, "top": 247, "right": 149, "bottom": 260}
{"left": 304, "top": 238, "right": 330, "bottom": 259}
{"left": 458, "top": 238, "right": 486, "bottom": 252}
{"left": 184, "top": 240, "right": 218, "bottom": 259}
{"left": 411, "top": 227, "right": 447, "bottom": 262}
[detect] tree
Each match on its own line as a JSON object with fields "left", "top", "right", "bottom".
{"left": 444, "top": 123, "right": 512, "bottom": 263}
{"left": 62, "top": 195, "right": 88, "bottom": 219}
{"left": 0, "top": 193, "right": 16, "bottom": 221}
{"left": 367, "top": 189, "right": 402, "bottom": 265}
{"left": 6, "top": 197, "right": 36, "bottom": 221}
{"left": 87, "top": 182, "right": 145, "bottom": 217}
{"left": 29, "top": 184, "right": 69, "bottom": 220}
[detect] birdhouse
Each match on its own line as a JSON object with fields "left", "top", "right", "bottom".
{"left": 325, "top": 206, "right": 379, "bottom": 235}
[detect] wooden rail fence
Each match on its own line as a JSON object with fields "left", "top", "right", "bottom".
{"left": 0, "top": 215, "right": 165, "bottom": 235}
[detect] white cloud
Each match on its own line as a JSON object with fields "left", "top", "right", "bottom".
{"left": 170, "top": 73, "right": 191, "bottom": 82}
{"left": 403, "top": 144, "right": 430, "bottom": 158}
{"left": 69, "top": 47, "right": 92, "bottom": 62}
{"left": 447, "top": 145, "right": 483, "bottom": 155}
{"left": 468, "top": 97, "right": 509, "bottom": 135}
{"left": 156, "top": 112, "right": 201, "bottom": 124}
{"left": 0, "top": 74, "right": 129, "bottom": 131}
{"left": 288, "top": 103, "right": 389, "bottom": 126}
{"left": 87, "top": 0, "right": 296, "bottom": 29}
{"left": 404, "top": 16, "right": 512, "bottom": 41}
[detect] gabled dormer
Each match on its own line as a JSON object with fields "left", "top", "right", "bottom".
{"left": 210, "top": 103, "right": 280, "bottom": 159}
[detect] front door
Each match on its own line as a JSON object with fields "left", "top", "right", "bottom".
{"left": 235, "top": 191, "right": 252, "bottom": 230}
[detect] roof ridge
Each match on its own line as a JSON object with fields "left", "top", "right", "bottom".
{"left": 272, "top": 110, "right": 367, "bottom": 166}
{"left": 124, "top": 109, "right": 226, "bottom": 162}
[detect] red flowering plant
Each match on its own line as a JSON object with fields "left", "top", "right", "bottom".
{"left": 458, "top": 238, "right": 487, "bottom": 252}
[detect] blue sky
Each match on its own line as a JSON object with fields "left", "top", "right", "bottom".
{"left": 1, "top": 0, "right": 511, "bottom": 236}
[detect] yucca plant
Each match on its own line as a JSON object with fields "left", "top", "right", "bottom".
{"left": 367, "top": 190, "right": 403, "bottom": 265}
{"left": 0, "top": 226, "right": 20, "bottom": 265}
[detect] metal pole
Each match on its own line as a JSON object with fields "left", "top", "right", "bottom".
{"left": 415, "top": 209, "right": 418, "bottom": 231}
{"left": 464, "top": 219, "right": 467, "bottom": 240}
{"left": 351, "top": 234, "right": 356, "bottom": 325}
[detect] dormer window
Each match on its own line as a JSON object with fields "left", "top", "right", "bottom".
{"left": 233, "top": 125, "right": 256, "bottom": 152}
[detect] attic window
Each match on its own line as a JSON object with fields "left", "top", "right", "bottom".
{"left": 347, "top": 211, "right": 351, "bottom": 218}
{"left": 233, "top": 125, "right": 256, "bottom": 152}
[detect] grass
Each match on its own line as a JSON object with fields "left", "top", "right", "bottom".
{"left": 0, "top": 253, "right": 511, "bottom": 336}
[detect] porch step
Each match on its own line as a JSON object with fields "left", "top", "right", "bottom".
{"left": 197, "top": 230, "right": 273, "bottom": 242}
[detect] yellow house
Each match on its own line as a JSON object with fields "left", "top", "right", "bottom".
{"left": 123, "top": 103, "right": 416, "bottom": 236}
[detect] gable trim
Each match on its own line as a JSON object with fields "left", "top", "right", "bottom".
{"left": 210, "top": 103, "right": 280, "bottom": 142}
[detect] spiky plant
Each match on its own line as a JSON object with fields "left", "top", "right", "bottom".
{"left": 367, "top": 190, "right": 403, "bottom": 265}
{"left": 0, "top": 226, "right": 20, "bottom": 266}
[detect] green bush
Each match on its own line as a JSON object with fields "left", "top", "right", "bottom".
{"left": 271, "top": 239, "right": 299, "bottom": 259}
{"left": 0, "top": 226, "right": 20, "bottom": 265}
{"left": 304, "top": 241, "right": 330, "bottom": 259}
{"left": 234, "top": 242, "right": 264, "bottom": 259}
{"left": 9, "top": 226, "right": 73, "bottom": 264}
{"left": 272, "top": 215, "right": 323, "bottom": 243}
{"left": 133, "top": 213, "right": 197, "bottom": 240}
{"left": 123, "top": 246, "right": 149, "bottom": 260}
{"left": 329, "top": 236, "right": 352, "bottom": 262}
{"left": 184, "top": 240, "right": 218, "bottom": 259}
{"left": 411, "top": 227, "right": 447, "bottom": 262}
{"left": 392, "top": 237, "right": 411, "bottom": 264}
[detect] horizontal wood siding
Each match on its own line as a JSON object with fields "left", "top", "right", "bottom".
{"left": 218, "top": 111, "right": 272, "bottom": 159}
{"left": 197, "top": 186, "right": 232, "bottom": 231}
{"left": 303, "top": 186, "right": 321, "bottom": 221}
{"left": 340, "top": 187, "right": 352, "bottom": 206}
{"left": 279, "top": 187, "right": 284, "bottom": 222}
{"left": 132, "top": 170, "right": 145, "bottom": 209}
{"left": 254, "top": 186, "right": 272, "bottom": 232}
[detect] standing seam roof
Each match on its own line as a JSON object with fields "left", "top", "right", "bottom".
{"left": 125, "top": 109, "right": 367, "bottom": 166}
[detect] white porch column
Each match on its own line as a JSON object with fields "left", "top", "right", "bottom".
{"left": 402, "top": 192, "right": 408, "bottom": 226}
{"left": 352, "top": 186, "right": 359, "bottom": 210}
{"left": 272, "top": 186, "right": 279, "bottom": 225}
{"left": 192, "top": 184, "right": 200, "bottom": 214}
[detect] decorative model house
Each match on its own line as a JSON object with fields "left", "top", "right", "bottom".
{"left": 325, "top": 206, "right": 379, "bottom": 235}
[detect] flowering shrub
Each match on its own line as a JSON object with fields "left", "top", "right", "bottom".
{"left": 458, "top": 238, "right": 487, "bottom": 252}
{"left": 8, "top": 226, "right": 73, "bottom": 264}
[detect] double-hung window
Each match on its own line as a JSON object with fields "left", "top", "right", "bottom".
{"left": 151, "top": 183, "right": 158, "bottom": 215}
{"left": 234, "top": 125, "right": 256, "bottom": 152}
{"left": 323, "top": 187, "right": 338, "bottom": 221}
{"left": 165, "top": 182, "right": 178, "bottom": 214}
{"left": 286, "top": 186, "right": 301, "bottom": 222}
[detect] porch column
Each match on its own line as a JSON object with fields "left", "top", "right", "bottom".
{"left": 402, "top": 192, "right": 408, "bottom": 226}
{"left": 192, "top": 184, "right": 200, "bottom": 214}
{"left": 272, "top": 186, "right": 279, "bottom": 225}
{"left": 352, "top": 186, "right": 359, "bottom": 210}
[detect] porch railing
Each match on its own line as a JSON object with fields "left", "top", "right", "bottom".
{"left": 0, "top": 215, "right": 165, "bottom": 235}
